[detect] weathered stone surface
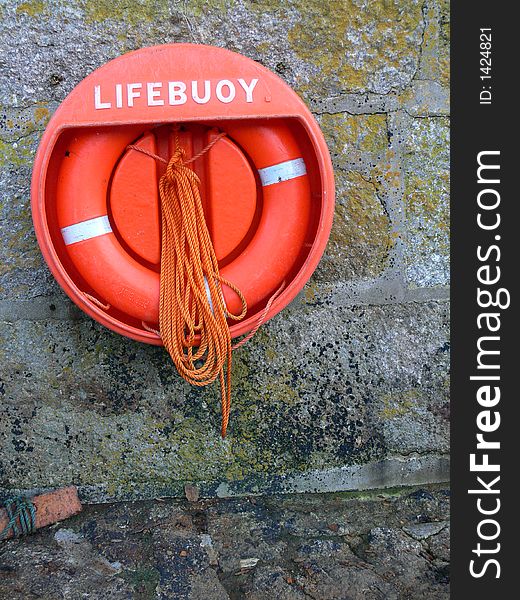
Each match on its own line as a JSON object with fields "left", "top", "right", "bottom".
{"left": 0, "top": 486, "right": 450, "bottom": 599}
{"left": 416, "top": 0, "right": 450, "bottom": 88}
{"left": 0, "top": 104, "right": 60, "bottom": 301}
{"left": 397, "top": 114, "right": 450, "bottom": 287}
{"left": 313, "top": 169, "right": 394, "bottom": 282}
{"left": 402, "top": 80, "right": 450, "bottom": 117}
{"left": 282, "top": 0, "right": 426, "bottom": 98}
{"left": 319, "top": 113, "right": 389, "bottom": 158}
{"left": 1, "top": 0, "right": 449, "bottom": 507}
{"left": 403, "top": 520, "right": 448, "bottom": 540}
{"left": 0, "top": 0, "right": 450, "bottom": 293}
{"left": 0, "top": 294, "right": 448, "bottom": 498}
{"left": 0, "top": 4, "right": 451, "bottom": 596}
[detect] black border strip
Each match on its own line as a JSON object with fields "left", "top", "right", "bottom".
{"left": 452, "top": 2, "right": 515, "bottom": 595}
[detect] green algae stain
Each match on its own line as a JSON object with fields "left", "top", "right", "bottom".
{"left": 287, "top": 0, "right": 424, "bottom": 94}
{"left": 418, "top": 0, "right": 450, "bottom": 87}
{"left": 318, "top": 171, "right": 394, "bottom": 280}
{"left": 187, "top": 0, "right": 236, "bottom": 17}
{"left": 122, "top": 566, "right": 161, "bottom": 598}
{"left": 83, "top": 0, "right": 170, "bottom": 25}
{"left": 319, "top": 113, "right": 388, "bottom": 160}
{"left": 379, "top": 389, "right": 419, "bottom": 419}
{"left": 16, "top": 1, "right": 45, "bottom": 17}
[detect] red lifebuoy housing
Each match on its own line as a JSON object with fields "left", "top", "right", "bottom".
{"left": 31, "top": 44, "right": 335, "bottom": 344}
{"left": 56, "top": 121, "right": 311, "bottom": 330}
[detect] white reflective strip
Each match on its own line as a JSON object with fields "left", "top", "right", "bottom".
{"left": 258, "top": 158, "right": 307, "bottom": 187}
{"left": 204, "top": 276, "right": 228, "bottom": 314}
{"left": 61, "top": 215, "right": 113, "bottom": 246}
{"left": 204, "top": 277, "right": 214, "bottom": 314}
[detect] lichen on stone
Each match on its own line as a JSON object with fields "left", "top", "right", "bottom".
{"left": 319, "top": 112, "right": 389, "bottom": 159}
{"left": 16, "top": 1, "right": 45, "bottom": 17}
{"left": 0, "top": 0, "right": 450, "bottom": 500}
{"left": 401, "top": 116, "right": 450, "bottom": 287}
{"left": 315, "top": 170, "right": 394, "bottom": 282}
{"left": 287, "top": 0, "right": 425, "bottom": 95}
{"left": 416, "top": 0, "right": 450, "bottom": 87}
{"left": 82, "top": 0, "right": 170, "bottom": 25}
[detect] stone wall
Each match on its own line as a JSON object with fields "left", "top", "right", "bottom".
{"left": 0, "top": 0, "right": 450, "bottom": 501}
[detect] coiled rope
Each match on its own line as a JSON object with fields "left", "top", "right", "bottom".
{"left": 0, "top": 496, "right": 36, "bottom": 540}
{"left": 129, "top": 128, "right": 250, "bottom": 437}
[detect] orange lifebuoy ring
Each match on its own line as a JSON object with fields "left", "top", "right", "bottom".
{"left": 56, "top": 121, "right": 311, "bottom": 330}
{"left": 31, "top": 44, "right": 335, "bottom": 345}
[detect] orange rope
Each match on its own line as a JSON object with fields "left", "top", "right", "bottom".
{"left": 128, "top": 129, "right": 282, "bottom": 437}
{"left": 83, "top": 292, "right": 110, "bottom": 311}
{"left": 131, "top": 130, "right": 246, "bottom": 437}
{"left": 232, "top": 281, "right": 286, "bottom": 350}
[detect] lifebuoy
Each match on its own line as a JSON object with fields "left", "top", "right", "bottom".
{"left": 56, "top": 122, "right": 311, "bottom": 332}
{"left": 32, "top": 44, "right": 335, "bottom": 344}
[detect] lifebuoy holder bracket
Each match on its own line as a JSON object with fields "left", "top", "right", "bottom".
{"left": 31, "top": 44, "right": 335, "bottom": 345}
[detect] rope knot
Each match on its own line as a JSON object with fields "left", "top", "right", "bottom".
{"left": 164, "top": 147, "right": 186, "bottom": 178}
{"left": 1, "top": 496, "right": 36, "bottom": 539}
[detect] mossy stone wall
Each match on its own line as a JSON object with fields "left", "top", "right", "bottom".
{"left": 0, "top": 0, "right": 449, "bottom": 501}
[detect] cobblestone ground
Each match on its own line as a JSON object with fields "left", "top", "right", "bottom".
{"left": 0, "top": 485, "right": 449, "bottom": 599}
